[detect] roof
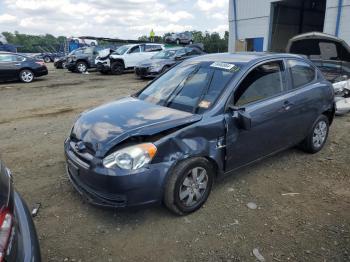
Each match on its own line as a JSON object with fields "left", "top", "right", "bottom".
{"left": 188, "top": 52, "right": 303, "bottom": 64}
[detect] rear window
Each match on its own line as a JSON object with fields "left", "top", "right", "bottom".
{"left": 287, "top": 59, "right": 316, "bottom": 88}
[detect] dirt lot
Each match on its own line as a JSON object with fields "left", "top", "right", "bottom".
{"left": 0, "top": 64, "right": 349, "bottom": 262}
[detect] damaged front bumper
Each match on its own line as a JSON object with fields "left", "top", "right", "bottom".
{"left": 64, "top": 139, "right": 174, "bottom": 208}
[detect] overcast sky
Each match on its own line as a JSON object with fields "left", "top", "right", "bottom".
{"left": 0, "top": 0, "right": 228, "bottom": 39}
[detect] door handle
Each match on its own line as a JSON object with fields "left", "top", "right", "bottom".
{"left": 15, "top": 63, "right": 21, "bottom": 66}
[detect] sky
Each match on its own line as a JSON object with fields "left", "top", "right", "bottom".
{"left": 0, "top": 0, "right": 228, "bottom": 39}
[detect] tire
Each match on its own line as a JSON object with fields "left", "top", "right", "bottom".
{"left": 62, "top": 62, "right": 67, "bottom": 69}
{"left": 76, "top": 61, "right": 88, "bottom": 73}
{"left": 19, "top": 69, "right": 34, "bottom": 83}
{"left": 110, "top": 61, "right": 124, "bottom": 75}
{"left": 43, "top": 56, "right": 51, "bottom": 63}
{"left": 164, "top": 157, "right": 214, "bottom": 216}
{"left": 300, "top": 115, "right": 329, "bottom": 154}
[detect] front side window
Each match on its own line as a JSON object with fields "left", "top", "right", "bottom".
{"left": 234, "top": 61, "right": 286, "bottom": 106}
{"left": 287, "top": 59, "right": 315, "bottom": 89}
{"left": 138, "top": 62, "right": 240, "bottom": 113}
{"left": 152, "top": 49, "right": 177, "bottom": 59}
{"left": 129, "top": 46, "right": 140, "bottom": 54}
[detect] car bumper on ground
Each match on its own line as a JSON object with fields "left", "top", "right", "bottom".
{"left": 135, "top": 66, "right": 160, "bottom": 78}
{"left": 34, "top": 67, "right": 48, "bottom": 77}
{"left": 12, "top": 192, "right": 41, "bottom": 262}
{"left": 66, "top": 62, "right": 77, "bottom": 71}
{"left": 64, "top": 139, "right": 173, "bottom": 208}
{"left": 96, "top": 62, "right": 110, "bottom": 72}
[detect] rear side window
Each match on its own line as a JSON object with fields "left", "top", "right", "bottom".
{"left": 234, "top": 61, "right": 286, "bottom": 106}
{"left": 287, "top": 59, "right": 315, "bottom": 88}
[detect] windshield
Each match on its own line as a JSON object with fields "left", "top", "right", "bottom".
{"left": 152, "top": 49, "right": 178, "bottom": 59}
{"left": 138, "top": 62, "right": 241, "bottom": 113}
{"left": 114, "top": 45, "right": 129, "bottom": 55}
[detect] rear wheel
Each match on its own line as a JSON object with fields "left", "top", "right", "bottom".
{"left": 164, "top": 157, "right": 214, "bottom": 215}
{"left": 110, "top": 61, "right": 124, "bottom": 75}
{"left": 62, "top": 61, "right": 67, "bottom": 69}
{"left": 300, "top": 115, "right": 329, "bottom": 154}
{"left": 19, "top": 69, "right": 34, "bottom": 83}
{"left": 76, "top": 61, "right": 88, "bottom": 73}
{"left": 43, "top": 56, "right": 51, "bottom": 63}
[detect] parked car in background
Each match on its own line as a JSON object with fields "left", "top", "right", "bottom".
{"left": 54, "top": 56, "right": 67, "bottom": 69}
{"left": 66, "top": 46, "right": 103, "bottom": 73}
{"left": 165, "top": 32, "right": 193, "bottom": 45}
{"left": 135, "top": 46, "right": 205, "bottom": 78}
{"left": 0, "top": 160, "right": 41, "bottom": 261}
{"left": 94, "top": 48, "right": 115, "bottom": 74}
{"left": 65, "top": 53, "right": 334, "bottom": 215}
{"left": 0, "top": 51, "right": 48, "bottom": 83}
{"left": 287, "top": 32, "right": 350, "bottom": 83}
{"left": 96, "top": 43, "right": 164, "bottom": 75}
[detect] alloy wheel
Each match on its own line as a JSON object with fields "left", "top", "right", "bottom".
{"left": 179, "top": 167, "right": 208, "bottom": 207}
{"left": 21, "top": 70, "right": 34, "bottom": 83}
{"left": 312, "top": 120, "right": 328, "bottom": 148}
{"left": 77, "top": 63, "right": 87, "bottom": 73}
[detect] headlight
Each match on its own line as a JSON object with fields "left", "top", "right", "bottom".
{"left": 103, "top": 143, "right": 157, "bottom": 170}
{"left": 150, "top": 64, "right": 162, "bottom": 70}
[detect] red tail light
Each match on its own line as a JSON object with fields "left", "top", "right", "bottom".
{"left": 36, "top": 61, "right": 46, "bottom": 66}
{"left": 0, "top": 208, "right": 13, "bottom": 262}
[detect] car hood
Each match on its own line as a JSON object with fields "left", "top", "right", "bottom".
{"left": 138, "top": 58, "right": 174, "bottom": 67}
{"left": 71, "top": 97, "right": 202, "bottom": 157}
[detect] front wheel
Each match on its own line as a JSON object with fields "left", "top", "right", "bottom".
{"left": 110, "top": 61, "right": 124, "bottom": 75}
{"left": 300, "top": 115, "right": 329, "bottom": 154}
{"left": 19, "top": 69, "right": 34, "bottom": 83}
{"left": 164, "top": 157, "right": 214, "bottom": 216}
{"left": 76, "top": 61, "right": 88, "bottom": 73}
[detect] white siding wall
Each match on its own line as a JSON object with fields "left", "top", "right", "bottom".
{"left": 229, "top": 0, "right": 278, "bottom": 52}
{"left": 324, "top": 0, "right": 350, "bottom": 43}
{"left": 229, "top": 0, "right": 350, "bottom": 52}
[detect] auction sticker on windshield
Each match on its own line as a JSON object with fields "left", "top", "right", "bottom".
{"left": 210, "top": 62, "right": 239, "bottom": 72}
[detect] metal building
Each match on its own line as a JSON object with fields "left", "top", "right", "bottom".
{"left": 228, "top": 0, "right": 350, "bottom": 52}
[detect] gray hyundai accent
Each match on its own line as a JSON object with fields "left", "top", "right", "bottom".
{"left": 65, "top": 53, "right": 335, "bottom": 215}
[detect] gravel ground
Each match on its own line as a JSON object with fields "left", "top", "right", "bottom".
{"left": 0, "top": 64, "right": 349, "bottom": 262}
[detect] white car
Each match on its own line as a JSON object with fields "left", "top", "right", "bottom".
{"left": 95, "top": 43, "right": 164, "bottom": 75}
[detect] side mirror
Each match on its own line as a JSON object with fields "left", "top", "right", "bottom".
{"left": 229, "top": 105, "right": 252, "bottom": 130}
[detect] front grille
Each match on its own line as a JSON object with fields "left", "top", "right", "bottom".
{"left": 68, "top": 169, "right": 127, "bottom": 207}
{"left": 136, "top": 67, "right": 148, "bottom": 75}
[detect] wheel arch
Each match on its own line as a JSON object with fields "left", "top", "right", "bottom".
{"left": 322, "top": 103, "right": 335, "bottom": 126}
{"left": 111, "top": 58, "right": 125, "bottom": 68}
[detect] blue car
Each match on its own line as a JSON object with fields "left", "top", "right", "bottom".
{"left": 65, "top": 53, "right": 335, "bottom": 215}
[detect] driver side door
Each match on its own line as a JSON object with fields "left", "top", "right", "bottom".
{"left": 125, "top": 45, "right": 141, "bottom": 68}
{"left": 224, "top": 59, "right": 293, "bottom": 171}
